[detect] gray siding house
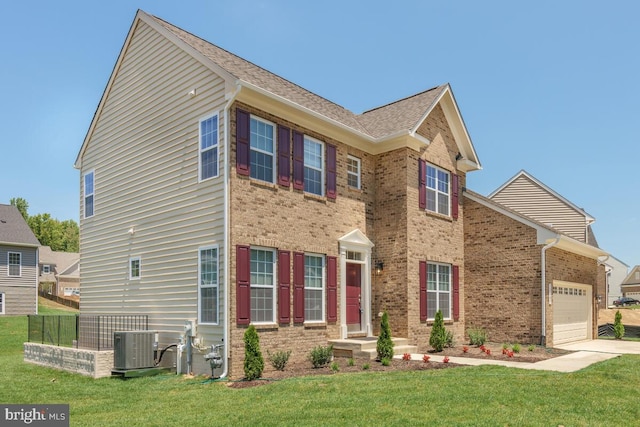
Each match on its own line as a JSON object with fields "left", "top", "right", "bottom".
{"left": 0, "top": 204, "right": 40, "bottom": 315}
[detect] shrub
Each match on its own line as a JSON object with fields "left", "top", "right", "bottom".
{"left": 422, "top": 354, "right": 431, "bottom": 363}
{"left": 445, "top": 330, "right": 455, "bottom": 348}
{"left": 528, "top": 345, "right": 535, "bottom": 352}
{"left": 309, "top": 345, "right": 333, "bottom": 368}
{"left": 462, "top": 346, "right": 469, "bottom": 353}
{"left": 467, "top": 326, "right": 487, "bottom": 346}
{"left": 362, "top": 363, "right": 370, "bottom": 370}
{"left": 348, "top": 358, "right": 355, "bottom": 367}
{"left": 381, "top": 357, "right": 391, "bottom": 366}
{"left": 330, "top": 362, "right": 340, "bottom": 372}
{"left": 402, "top": 353, "right": 411, "bottom": 361}
{"left": 512, "top": 344, "right": 521, "bottom": 354}
{"left": 502, "top": 343, "right": 509, "bottom": 350}
{"left": 443, "top": 356, "right": 450, "bottom": 363}
{"left": 376, "top": 311, "right": 394, "bottom": 361}
{"left": 614, "top": 310, "right": 625, "bottom": 339}
{"left": 267, "top": 350, "right": 291, "bottom": 371}
{"left": 429, "top": 310, "right": 448, "bottom": 352}
{"left": 243, "top": 325, "right": 264, "bottom": 381}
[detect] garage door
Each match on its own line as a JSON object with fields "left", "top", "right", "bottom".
{"left": 552, "top": 281, "right": 592, "bottom": 345}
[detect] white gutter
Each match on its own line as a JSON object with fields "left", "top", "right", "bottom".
{"left": 541, "top": 237, "right": 560, "bottom": 346}
{"left": 220, "top": 82, "right": 242, "bottom": 378}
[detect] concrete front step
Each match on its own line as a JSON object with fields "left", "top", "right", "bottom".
{"left": 329, "top": 337, "right": 418, "bottom": 360}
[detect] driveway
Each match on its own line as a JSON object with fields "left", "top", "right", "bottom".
{"left": 555, "top": 339, "right": 640, "bottom": 354}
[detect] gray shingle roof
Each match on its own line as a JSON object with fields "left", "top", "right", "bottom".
{"left": 0, "top": 204, "right": 40, "bottom": 246}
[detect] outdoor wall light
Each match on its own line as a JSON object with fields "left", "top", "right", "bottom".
{"left": 375, "top": 261, "right": 384, "bottom": 275}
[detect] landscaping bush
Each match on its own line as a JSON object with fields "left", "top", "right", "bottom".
{"left": 614, "top": 310, "right": 625, "bottom": 340}
{"left": 243, "top": 325, "right": 264, "bottom": 380}
{"left": 376, "top": 311, "right": 394, "bottom": 361}
{"left": 309, "top": 345, "right": 333, "bottom": 368}
{"left": 267, "top": 350, "right": 291, "bottom": 371}
{"left": 429, "top": 310, "right": 448, "bottom": 352}
{"left": 467, "top": 326, "right": 487, "bottom": 346}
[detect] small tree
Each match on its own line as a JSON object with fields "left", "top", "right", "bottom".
{"left": 429, "top": 310, "right": 447, "bottom": 352}
{"left": 614, "top": 310, "right": 625, "bottom": 340}
{"left": 376, "top": 311, "right": 394, "bottom": 361}
{"left": 243, "top": 325, "right": 264, "bottom": 380}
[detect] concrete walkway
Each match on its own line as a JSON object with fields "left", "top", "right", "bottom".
{"left": 396, "top": 339, "right": 640, "bottom": 373}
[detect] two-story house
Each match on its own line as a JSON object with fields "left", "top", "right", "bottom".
{"left": 464, "top": 171, "right": 608, "bottom": 346}
{"left": 39, "top": 246, "right": 80, "bottom": 299}
{"left": 74, "top": 10, "right": 481, "bottom": 377}
{"left": 0, "top": 204, "right": 40, "bottom": 315}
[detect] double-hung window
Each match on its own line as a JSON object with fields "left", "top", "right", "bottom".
{"left": 0, "top": 293, "right": 4, "bottom": 314}
{"left": 84, "top": 171, "right": 94, "bottom": 218}
{"left": 304, "top": 254, "right": 325, "bottom": 322}
{"left": 427, "top": 263, "right": 451, "bottom": 320}
{"left": 250, "top": 116, "right": 276, "bottom": 183}
{"left": 347, "top": 155, "right": 361, "bottom": 189}
{"left": 304, "top": 136, "right": 324, "bottom": 196}
{"left": 200, "top": 114, "right": 219, "bottom": 180}
{"left": 42, "top": 265, "right": 50, "bottom": 274}
{"left": 199, "top": 246, "right": 219, "bottom": 324}
{"left": 250, "top": 248, "right": 275, "bottom": 323}
{"left": 129, "top": 257, "right": 141, "bottom": 280}
{"left": 8, "top": 252, "right": 21, "bottom": 277}
{"left": 425, "top": 164, "right": 450, "bottom": 216}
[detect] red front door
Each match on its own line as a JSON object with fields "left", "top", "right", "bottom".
{"left": 346, "top": 263, "right": 361, "bottom": 327}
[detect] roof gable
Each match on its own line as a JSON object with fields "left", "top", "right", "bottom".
{"left": 0, "top": 204, "right": 40, "bottom": 247}
{"left": 621, "top": 265, "right": 640, "bottom": 286}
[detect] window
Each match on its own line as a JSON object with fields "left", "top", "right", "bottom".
{"left": 84, "top": 171, "right": 94, "bottom": 218}
{"left": 250, "top": 248, "right": 275, "bottom": 323}
{"left": 250, "top": 116, "right": 275, "bottom": 183}
{"left": 427, "top": 263, "right": 451, "bottom": 319}
{"left": 304, "top": 254, "right": 325, "bottom": 322}
{"left": 199, "top": 246, "right": 219, "bottom": 324}
{"left": 0, "top": 293, "right": 4, "bottom": 314}
{"left": 8, "top": 252, "right": 21, "bottom": 277}
{"left": 304, "top": 136, "right": 324, "bottom": 196}
{"left": 347, "top": 155, "right": 361, "bottom": 189}
{"left": 425, "top": 164, "right": 450, "bottom": 216}
{"left": 42, "top": 265, "right": 50, "bottom": 274}
{"left": 129, "top": 257, "right": 141, "bottom": 280}
{"left": 199, "top": 114, "right": 219, "bottom": 180}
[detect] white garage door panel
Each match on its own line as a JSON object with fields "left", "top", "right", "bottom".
{"left": 553, "top": 283, "right": 591, "bottom": 345}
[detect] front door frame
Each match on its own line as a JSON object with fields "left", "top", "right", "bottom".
{"left": 338, "top": 229, "right": 374, "bottom": 339}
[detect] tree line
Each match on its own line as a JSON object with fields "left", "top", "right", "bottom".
{"left": 10, "top": 197, "right": 79, "bottom": 253}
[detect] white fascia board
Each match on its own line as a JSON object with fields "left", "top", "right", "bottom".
{"left": 548, "top": 235, "right": 609, "bottom": 260}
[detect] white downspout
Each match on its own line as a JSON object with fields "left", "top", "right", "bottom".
{"left": 220, "top": 82, "right": 241, "bottom": 379}
{"left": 541, "top": 237, "right": 560, "bottom": 346}
{"left": 597, "top": 255, "right": 610, "bottom": 309}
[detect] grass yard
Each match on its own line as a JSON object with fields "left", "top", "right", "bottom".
{"left": 2, "top": 314, "right": 640, "bottom": 426}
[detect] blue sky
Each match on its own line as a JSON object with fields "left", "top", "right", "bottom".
{"left": 1, "top": 1, "right": 638, "bottom": 266}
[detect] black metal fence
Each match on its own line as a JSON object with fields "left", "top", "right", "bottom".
{"left": 598, "top": 323, "right": 640, "bottom": 339}
{"left": 27, "top": 315, "right": 148, "bottom": 350}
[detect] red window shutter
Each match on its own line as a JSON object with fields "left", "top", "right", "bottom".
{"left": 278, "top": 250, "right": 291, "bottom": 324}
{"left": 278, "top": 126, "right": 291, "bottom": 187}
{"left": 453, "top": 265, "right": 460, "bottom": 321}
{"left": 236, "top": 245, "right": 251, "bottom": 325}
{"left": 236, "top": 109, "right": 250, "bottom": 176}
{"left": 293, "top": 252, "right": 305, "bottom": 323}
{"left": 452, "top": 173, "right": 459, "bottom": 219}
{"left": 326, "top": 256, "right": 337, "bottom": 322}
{"left": 419, "top": 261, "right": 427, "bottom": 321}
{"left": 292, "top": 131, "right": 304, "bottom": 190}
{"left": 418, "top": 159, "right": 426, "bottom": 210}
{"left": 326, "top": 144, "right": 337, "bottom": 199}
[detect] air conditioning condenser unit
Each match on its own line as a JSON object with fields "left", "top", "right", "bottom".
{"left": 113, "top": 330, "right": 155, "bottom": 370}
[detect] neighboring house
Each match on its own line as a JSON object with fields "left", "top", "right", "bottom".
{"left": 74, "top": 10, "right": 481, "bottom": 377}
{"left": 465, "top": 175, "right": 609, "bottom": 346}
{"left": 620, "top": 265, "right": 640, "bottom": 298}
{"left": 603, "top": 256, "right": 629, "bottom": 306}
{"left": 38, "top": 246, "right": 80, "bottom": 300}
{"left": 0, "top": 204, "right": 40, "bottom": 315}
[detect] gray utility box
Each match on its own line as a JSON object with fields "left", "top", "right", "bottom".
{"left": 113, "top": 330, "right": 156, "bottom": 370}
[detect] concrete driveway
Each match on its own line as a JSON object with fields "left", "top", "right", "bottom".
{"left": 556, "top": 339, "right": 640, "bottom": 355}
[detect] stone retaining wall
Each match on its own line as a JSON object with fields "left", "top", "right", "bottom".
{"left": 24, "top": 343, "right": 114, "bottom": 378}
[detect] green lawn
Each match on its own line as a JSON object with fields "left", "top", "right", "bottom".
{"left": 3, "top": 314, "right": 640, "bottom": 426}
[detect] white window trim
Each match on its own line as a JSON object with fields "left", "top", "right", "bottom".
{"left": 198, "top": 245, "right": 220, "bottom": 325}
{"left": 425, "top": 163, "right": 451, "bottom": 216}
{"left": 250, "top": 246, "right": 277, "bottom": 325}
{"left": 83, "top": 169, "right": 95, "bottom": 219}
{"left": 347, "top": 155, "right": 361, "bottom": 190}
{"left": 304, "top": 253, "right": 326, "bottom": 323}
{"left": 129, "top": 256, "right": 141, "bottom": 280}
{"left": 303, "top": 135, "right": 325, "bottom": 196}
{"left": 250, "top": 115, "right": 277, "bottom": 184}
{"left": 8, "top": 252, "right": 21, "bottom": 277}
{"left": 0, "top": 292, "right": 4, "bottom": 314}
{"left": 427, "top": 262, "right": 452, "bottom": 321}
{"left": 198, "top": 112, "right": 220, "bottom": 182}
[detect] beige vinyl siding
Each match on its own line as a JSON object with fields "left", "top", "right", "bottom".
{"left": 0, "top": 245, "right": 37, "bottom": 314}
{"left": 79, "top": 20, "right": 226, "bottom": 346}
{"left": 491, "top": 175, "right": 587, "bottom": 242}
